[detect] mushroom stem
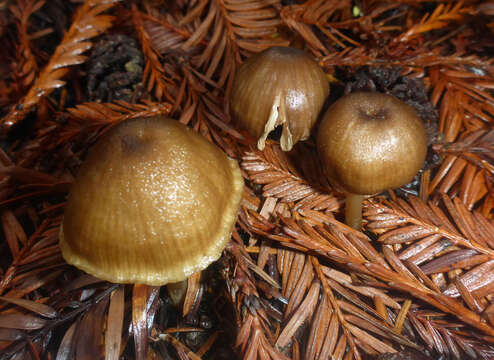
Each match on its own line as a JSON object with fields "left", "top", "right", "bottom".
{"left": 166, "top": 280, "right": 188, "bottom": 306}
{"left": 345, "top": 193, "right": 364, "bottom": 230}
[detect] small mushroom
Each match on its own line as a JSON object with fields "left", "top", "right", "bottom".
{"left": 60, "top": 116, "right": 244, "bottom": 296}
{"left": 317, "top": 92, "right": 427, "bottom": 229}
{"left": 230, "top": 46, "right": 329, "bottom": 151}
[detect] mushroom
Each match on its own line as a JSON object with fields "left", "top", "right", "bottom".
{"left": 317, "top": 92, "right": 427, "bottom": 229}
{"left": 230, "top": 46, "right": 329, "bottom": 151}
{"left": 59, "top": 116, "right": 244, "bottom": 301}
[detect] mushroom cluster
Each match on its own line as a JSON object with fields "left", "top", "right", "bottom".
{"left": 61, "top": 49, "right": 429, "bottom": 296}
{"left": 230, "top": 46, "right": 427, "bottom": 230}
{"left": 60, "top": 116, "right": 244, "bottom": 286}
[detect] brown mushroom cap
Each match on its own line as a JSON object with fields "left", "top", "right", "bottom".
{"left": 230, "top": 46, "right": 329, "bottom": 151}
{"left": 317, "top": 92, "right": 427, "bottom": 195}
{"left": 60, "top": 116, "right": 244, "bottom": 285}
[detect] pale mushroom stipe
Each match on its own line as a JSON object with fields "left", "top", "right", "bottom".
{"left": 60, "top": 116, "right": 244, "bottom": 291}
{"left": 317, "top": 92, "right": 428, "bottom": 229}
{"left": 230, "top": 46, "right": 329, "bottom": 151}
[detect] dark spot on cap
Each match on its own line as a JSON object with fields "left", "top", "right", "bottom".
{"left": 359, "top": 107, "right": 388, "bottom": 121}
{"left": 120, "top": 133, "right": 150, "bottom": 156}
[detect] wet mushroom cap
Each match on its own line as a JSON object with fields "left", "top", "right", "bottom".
{"left": 230, "top": 46, "right": 329, "bottom": 151}
{"left": 60, "top": 116, "right": 244, "bottom": 286}
{"left": 317, "top": 92, "right": 428, "bottom": 195}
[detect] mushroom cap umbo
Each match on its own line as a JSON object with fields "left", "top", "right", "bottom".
{"left": 230, "top": 46, "right": 329, "bottom": 151}
{"left": 59, "top": 116, "right": 244, "bottom": 286}
{"left": 317, "top": 92, "right": 427, "bottom": 195}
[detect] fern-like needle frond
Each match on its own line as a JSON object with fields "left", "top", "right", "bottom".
{"left": 1, "top": 0, "right": 119, "bottom": 132}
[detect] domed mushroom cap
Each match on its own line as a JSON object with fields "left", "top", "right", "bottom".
{"left": 230, "top": 46, "right": 329, "bottom": 151}
{"left": 317, "top": 92, "right": 427, "bottom": 195}
{"left": 60, "top": 116, "right": 244, "bottom": 285}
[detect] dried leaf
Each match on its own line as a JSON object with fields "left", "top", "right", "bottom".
{"left": 0, "top": 296, "right": 56, "bottom": 318}
{"left": 105, "top": 286, "right": 124, "bottom": 360}
{"left": 276, "top": 281, "right": 320, "bottom": 348}
{"left": 0, "top": 312, "right": 47, "bottom": 330}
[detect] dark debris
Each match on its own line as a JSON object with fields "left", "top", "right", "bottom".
{"left": 86, "top": 34, "right": 144, "bottom": 103}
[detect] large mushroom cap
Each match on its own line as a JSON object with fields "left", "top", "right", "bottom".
{"left": 317, "top": 92, "right": 427, "bottom": 195}
{"left": 60, "top": 116, "right": 244, "bottom": 285}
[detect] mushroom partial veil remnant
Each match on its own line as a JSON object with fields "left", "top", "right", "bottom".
{"left": 230, "top": 46, "right": 329, "bottom": 151}
{"left": 317, "top": 92, "right": 428, "bottom": 229}
{"left": 59, "top": 116, "right": 244, "bottom": 297}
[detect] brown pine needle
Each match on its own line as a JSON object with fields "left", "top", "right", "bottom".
{"left": 2, "top": 0, "right": 119, "bottom": 133}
